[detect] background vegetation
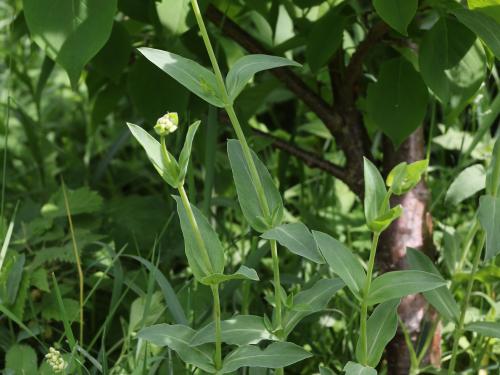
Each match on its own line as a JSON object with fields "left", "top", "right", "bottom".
{"left": 0, "top": 0, "right": 499, "bottom": 374}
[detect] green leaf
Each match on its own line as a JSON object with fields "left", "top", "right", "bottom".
{"left": 356, "top": 299, "right": 400, "bottom": 367}
{"left": 406, "top": 248, "right": 460, "bottom": 322}
{"left": 173, "top": 195, "right": 225, "bottom": 282}
{"left": 465, "top": 321, "right": 500, "bottom": 338}
{"left": 191, "top": 315, "right": 277, "bottom": 346}
{"left": 5, "top": 344, "right": 38, "bottom": 375}
{"left": 138, "top": 324, "right": 215, "bottom": 373}
{"left": 127, "top": 122, "right": 179, "bottom": 187}
{"left": 363, "top": 158, "right": 389, "bottom": 232}
{"left": 40, "top": 186, "right": 103, "bottom": 218}
{"left": 227, "top": 139, "right": 283, "bottom": 233}
{"left": 445, "top": 164, "right": 486, "bottom": 205}
{"left": 452, "top": 8, "right": 500, "bottom": 58}
{"left": 306, "top": 6, "right": 348, "bottom": 72}
{"left": 468, "top": 0, "right": 500, "bottom": 23}
{"left": 368, "top": 205, "right": 403, "bottom": 233}
{"left": 319, "top": 366, "right": 337, "bottom": 375}
{"left": 366, "top": 57, "right": 428, "bottom": 147}
{"left": 23, "top": 0, "right": 117, "bottom": 87}
{"left": 386, "top": 160, "right": 428, "bottom": 195}
{"left": 200, "top": 266, "right": 259, "bottom": 285}
{"left": 220, "top": 342, "right": 312, "bottom": 373}
{"left": 343, "top": 361, "right": 377, "bottom": 375}
{"left": 478, "top": 195, "right": 500, "bottom": 260}
{"left": 283, "top": 278, "right": 345, "bottom": 337}
{"left": 129, "top": 291, "right": 165, "bottom": 334}
{"left": 486, "top": 136, "right": 500, "bottom": 196}
{"left": 262, "top": 223, "right": 324, "bottom": 264}
{"left": 373, "top": 0, "right": 417, "bottom": 35}
{"left": 156, "top": 0, "right": 190, "bottom": 35}
{"left": 226, "top": 54, "right": 301, "bottom": 100}
{"left": 419, "top": 17, "right": 485, "bottom": 109}
{"left": 367, "top": 270, "right": 446, "bottom": 305}
{"left": 138, "top": 47, "right": 224, "bottom": 107}
{"left": 313, "top": 231, "right": 365, "bottom": 296}
{"left": 178, "top": 121, "right": 201, "bottom": 183}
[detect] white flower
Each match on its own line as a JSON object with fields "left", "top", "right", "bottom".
{"left": 154, "top": 112, "right": 179, "bottom": 136}
{"left": 45, "top": 347, "right": 66, "bottom": 373}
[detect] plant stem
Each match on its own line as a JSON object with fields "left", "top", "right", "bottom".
{"left": 270, "top": 240, "right": 283, "bottom": 329}
{"left": 448, "top": 232, "right": 486, "bottom": 374}
{"left": 178, "top": 184, "right": 214, "bottom": 275}
{"left": 359, "top": 231, "right": 380, "bottom": 365}
{"left": 211, "top": 285, "right": 222, "bottom": 370}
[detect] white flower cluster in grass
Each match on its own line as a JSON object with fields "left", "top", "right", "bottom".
{"left": 45, "top": 347, "right": 66, "bottom": 373}
{"left": 154, "top": 112, "right": 179, "bottom": 136}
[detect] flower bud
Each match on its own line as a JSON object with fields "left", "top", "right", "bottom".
{"left": 45, "top": 347, "right": 66, "bottom": 373}
{"left": 154, "top": 112, "right": 179, "bottom": 136}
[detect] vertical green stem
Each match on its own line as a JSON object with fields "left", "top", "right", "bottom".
{"left": 359, "top": 232, "right": 380, "bottom": 365}
{"left": 211, "top": 285, "right": 222, "bottom": 370}
{"left": 270, "top": 240, "right": 282, "bottom": 328}
{"left": 448, "top": 232, "right": 485, "bottom": 374}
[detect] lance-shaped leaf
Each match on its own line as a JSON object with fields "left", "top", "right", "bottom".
{"left": 220, "top": 342, "right": 312, "bottom": 373}
{"left": 363, "top": 158, "right": 390, "bottom": 232}
{"left": 486, "top": 136, "right": 500, "bottom": 196}
{"left": 200, "top": 266, "right": 259, "bottom": 285}
{"left": 173, "top": 196, "right": 225, "bottom": 282}
{"left": 138, "top": 324, "right": 215, "bottom": 373}
{"left": 138, "top": 47, "right": 225, "bottom": 107}
{"left": 262, "top": 223, "right": 324, "bottom": 264}
{"left": 478, "top": 195, "right": 500, "bottom": 261}
{"left": 465, "top": 321, "right": 500, "bottom": 339}
{"left": 446, "top": 164, "right": 486, "bottom": 205}
{"left": 283, "top": 278, "right": 344, "bottom": 337}
{"left": 313, "top": 231, "right": 365, "bottom": 297}
{"left": 406, "top": 248, "right": 460, "bottom": 322}
{"left": 452, "top": 8, "right": 500, "bottom": 59}
{"left": 190, "top": 315, "right": 277, "bottom": 347}
{"left": 367, "top": 270, "right": 446, "bottom": 305}
{"left": 127, "top": 123, "right": 179, "bottom": 187}
{"left": 386, "top": 160, "right": 428, "bottom": 196}
{"left": 226, "top": 54, "right": 301, "bottom": 100}
{"left": 344, "top": 361, "right": 377, "bottom": 375}
{"left": 178, "top": 121, "right": 200, "bottom": 183}
{"left": 227, "top": 139, "right": 283, "bottom": 232}
{"left": 355, "top": 299, "right": 400, "bottom": 367}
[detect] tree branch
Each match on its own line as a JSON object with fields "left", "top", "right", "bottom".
{"left": 253, "top": 129, "right": 349, "bottom": 182}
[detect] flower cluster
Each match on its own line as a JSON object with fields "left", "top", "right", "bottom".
{"left": 154, "top": 112, "right": 179, "bottom": 136}
{"left": 45, "top": 347, "right": 66, "bottom": 373}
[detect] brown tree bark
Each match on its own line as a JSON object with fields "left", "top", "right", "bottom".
{"left": 379, "top": 127, "right": 441, "bottom": 374}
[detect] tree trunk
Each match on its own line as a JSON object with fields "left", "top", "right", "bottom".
{"left": 379, "top": 127, "right": 441, "bottom": 374}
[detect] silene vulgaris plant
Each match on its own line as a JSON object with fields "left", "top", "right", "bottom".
{"left": 123, "top": 1, "right": 474, "bottom": 373}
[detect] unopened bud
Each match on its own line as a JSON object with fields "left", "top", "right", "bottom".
{"left": 154, "top": 112, "right": 179, "bottom": 136}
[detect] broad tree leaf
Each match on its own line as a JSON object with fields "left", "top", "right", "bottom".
{"left": 344, "top": 361, "right": 377, "bottom": 375}
{"left": 306, "top": 6, "right": 348, "bottom": 72}
{"left": 138, "top": 324, "right": 215, "bottom": 373}
{"left": 127, "top": 123, "right": 179, "bottom": 187}
{"left": 23, "top": 0, "right": 117, "bottom": 87}
{"left": 313, "top": 231, "right": 365, "bottom": 296}
{"left": 227, "top": 139, "right": 283, "bottom": 232}
{"left": 178, "top": 121, "right": 201, "bottom": 183}
{"left": 173, "top": 196, "right": 225, "bottom": 282}
{"left": 373, "top": 0, "right": 417, "bottom": 35}
{"left": 465, "top": 321, "right": 500, "bottom": 338}
{"left": 366, "top": 57, "right": 428, "bottom": 147}
{"left": 406, "top": 249, "right": 459, "bottom": 322}
{"left": 138, "top": 47, "right": 225, "bottom": 107}
{"left": 419, "top": 17, "right": 485, "bottom": 109}
{"left": 446, "top": 164, "right": 486, "bottom": 205}
{"left": 478, "top": 195, "right": 500, "bottom": 260}
{"left": 220, "top": 342, "right": 312, "bottom": 373}
{"left": 226, "top": 54, "right": 301, "bottom": 100}
{"left": 262, "top": 223, "right": 324, "bottom": 264}
{"left": 356, "top": 299, "right": 400, "bottom": 367}
{"left": 200, "top": 266, "right": 259, "bottom": 285}
{"left": 191, "top": 315, "right": 276, "bottom": 346}
{"left": 363, "top": 158, "right": 390, "bottom": 232}
{"left": 283, "top": 278, "right": 345, "bottom": 337}
{"left": 452, "top": 8, "right": 500, "bottom": 58}
{"left": 367, "top": 270, "right": 446, "bottom": 305}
